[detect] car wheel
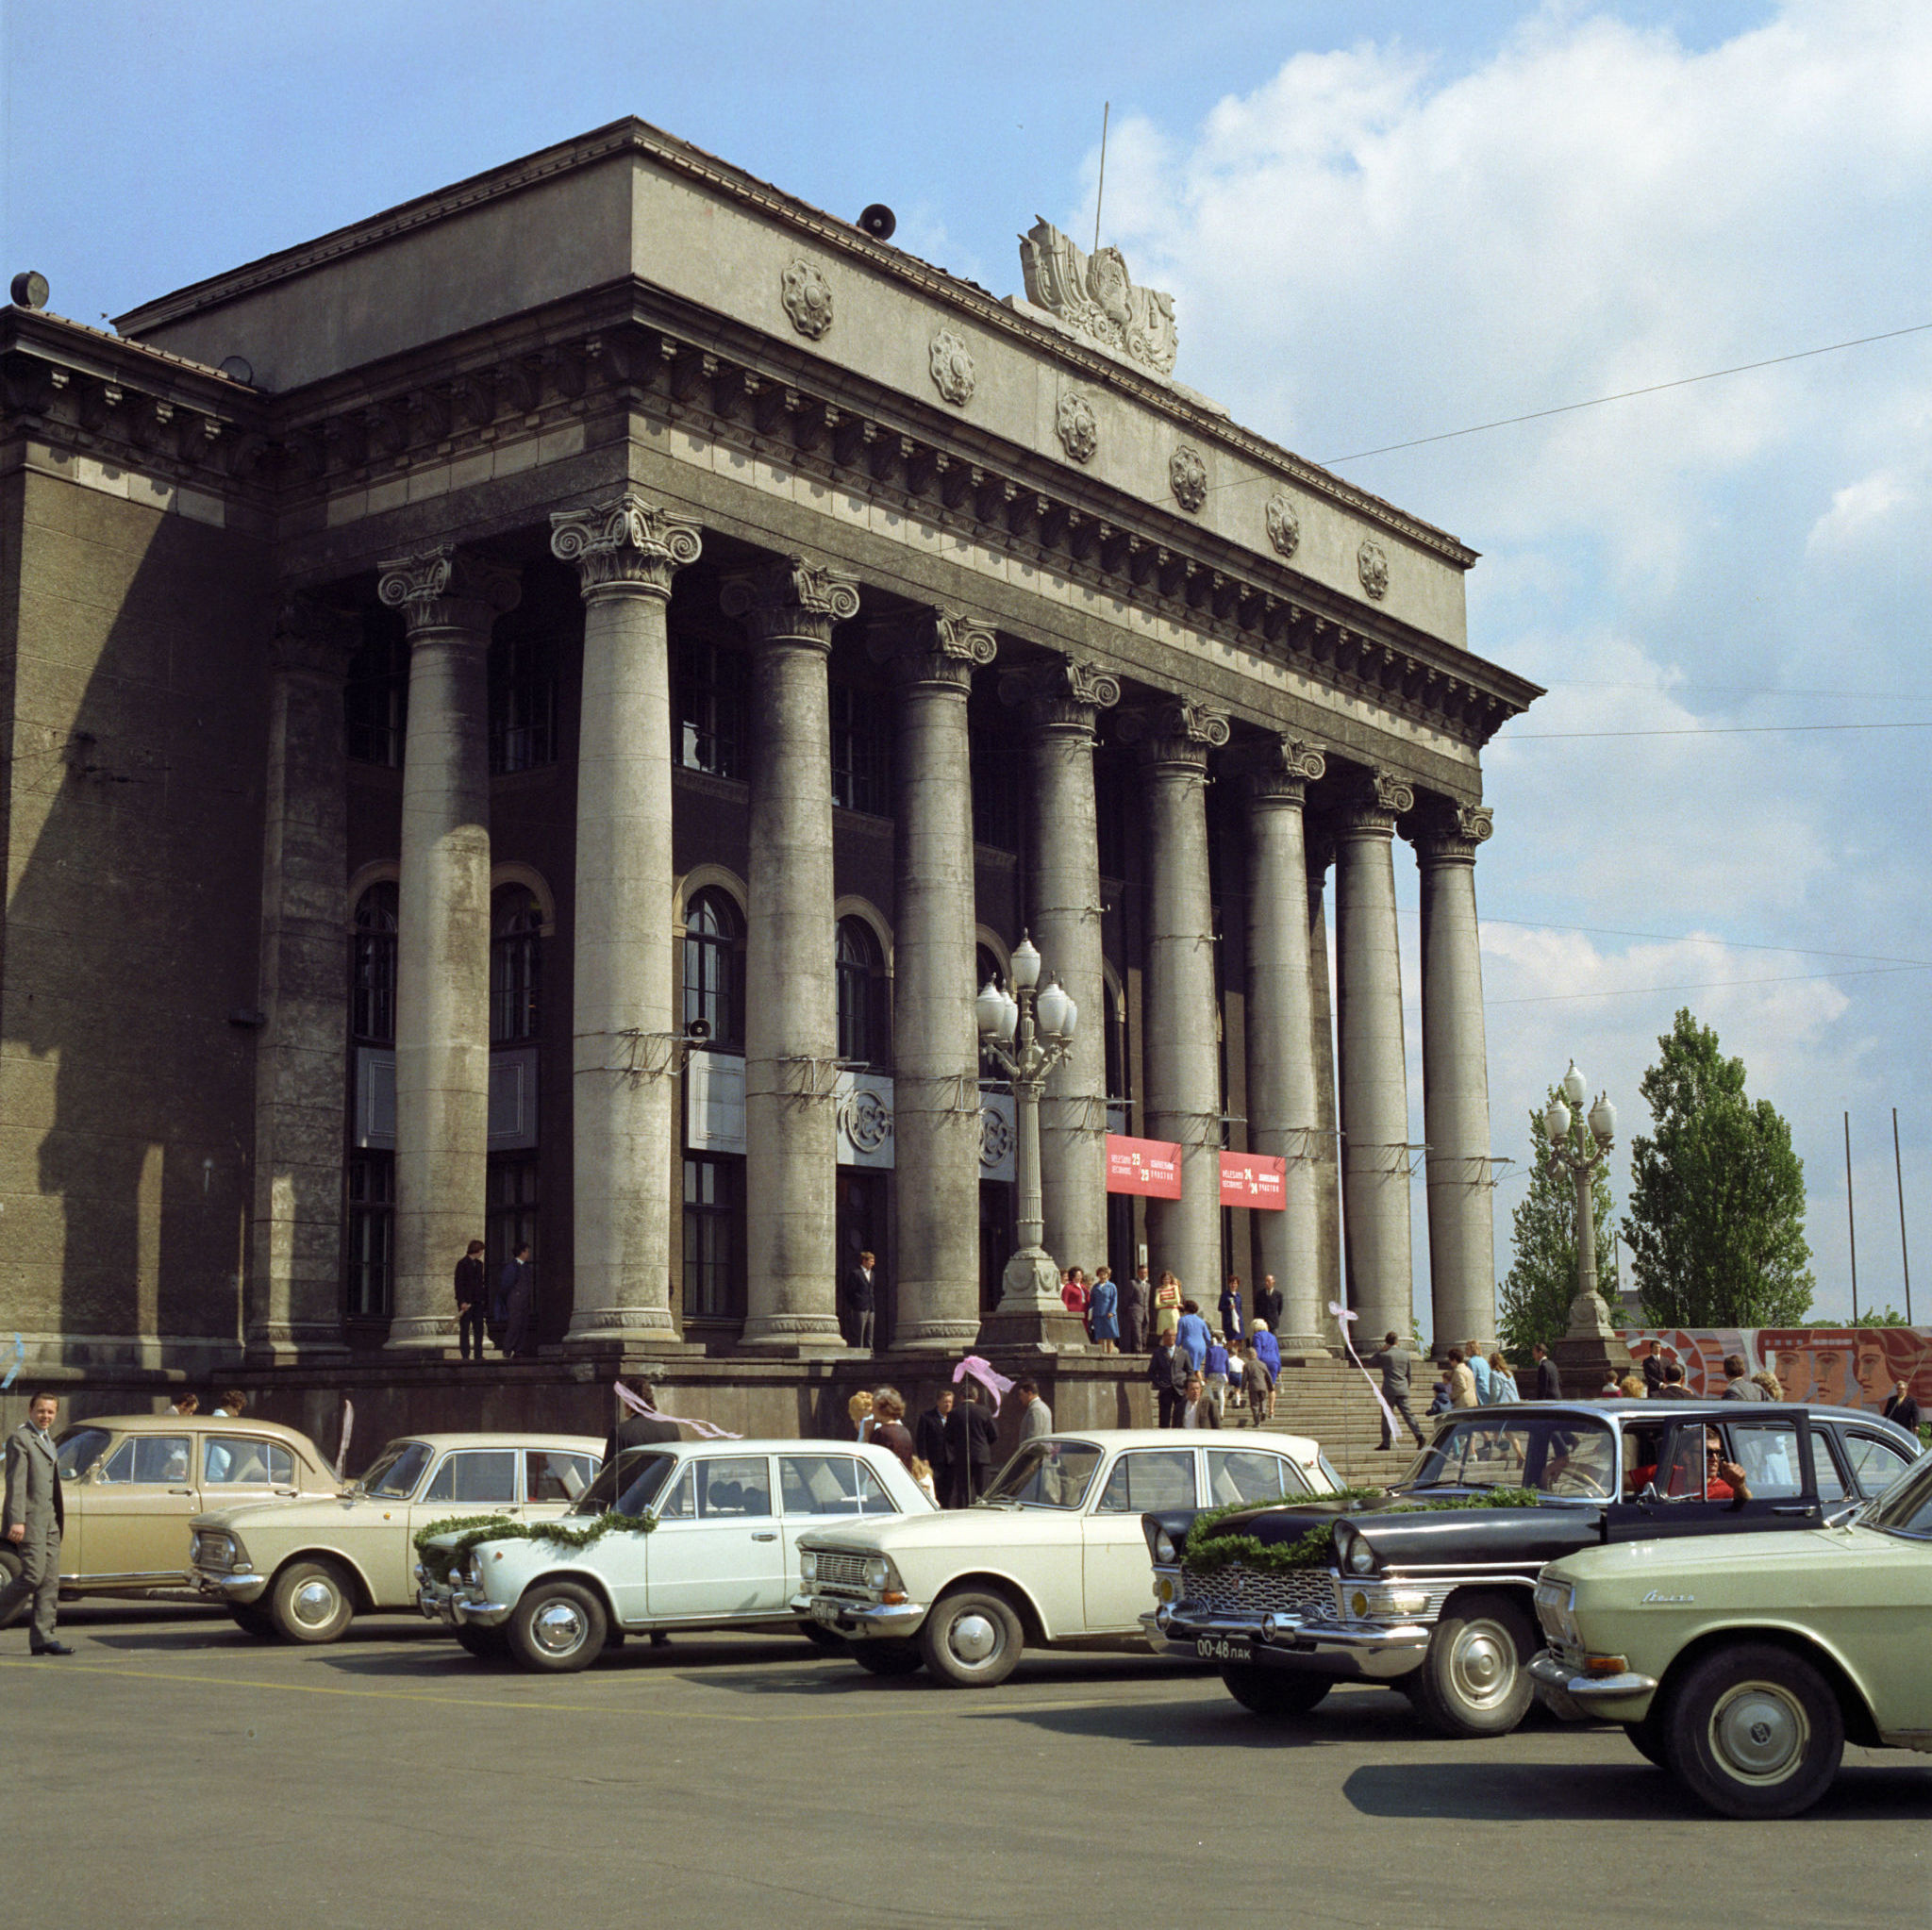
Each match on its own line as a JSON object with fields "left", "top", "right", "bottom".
{"left": 1220, "top": 1664, "right": 1330, "bottom": 1719}
{"left": 1627, "top": 1707, "right": 1669, "bottom": 1768}
{"left": 919, "top": 1589, "right": 1024, "bottom": 1689}
{"left": 0, "top": 1547, "right": 25, "bottom": 1629}
{"left": 268, "top": 1559, "right": 356, "bottom": 1644}
{"left": 508, "top": 1581, "right": 608, "bottom": 1673}
{"left": 848, "top": 1639, "right": 925, "bottom": 1677}
{"left": 1412, "top": 1592, "right": 1536, "bottom": 1738}
{"left": 227, "top": 1604, "right": 275, "bottom": 1639}
{"left": 455, "top": 1624, "right": 509, "bottom": 1662}
{"left": 799, "top": 1619, "right": 848, "bottom": 1651}
{"left": 1663, "top": 1643, "right": 1844, "bottom": 1820}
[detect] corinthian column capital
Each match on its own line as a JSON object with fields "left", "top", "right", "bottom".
{"left": 1244, "top": 734, "right": 1328, "bottom": 805}
{"left": 1333, "top": 766, "right": 1415, "bottom": 835}
{"left": 376, "top": 544, "right": 520, "bottom": 637}
{"left": 550, "top": 493, "right": 702, "bottom": 598}
{"left": 870, "top": 606, "right": 998, "bottom": 691}
{"left": 998, "top": 655, "right": 1123, "bottom": 732}
{"left": 720, "top": 556, "right": 860, "bottom": 649}
{"left": 271, "top": 595, "right": 361, "bottom": 682}
{"left": 1412, "top": 798, "right": 1495, "bottom": 864}
{"left": 1120, "top": 698, "right": 1231, "bottom": 771}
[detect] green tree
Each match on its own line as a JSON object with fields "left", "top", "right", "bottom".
{"left": 1498, "top": 1086, "right": 1617, "bottom": 1355}
{"left": 1622, "top": 1008, "right": 1815, "bottom": 1328}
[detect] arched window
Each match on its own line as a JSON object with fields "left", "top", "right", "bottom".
{"left": 836, "top": 918, "right": 889, "bottom": 1067}
{"left": 683, "top": 890, "right": 743, "bottom": 1051}
{"left": 351, "top": 883, "right": 398, "bottom": 1043}
{"left": 975, "top": 944, "right": 1005, "bottom": 993}
{"left": 491, "top": 886, "right": 543, "bottom": 1042}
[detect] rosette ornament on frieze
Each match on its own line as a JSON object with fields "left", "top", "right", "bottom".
{"left": 1169, "top": 445, "right": 1208, "bottom": 513}
{"left": 1055, "top": 389, "right": 1099, "bottom": 464}
{"left": 928, "top": 329, "right": 977, "bottom": 407}
{"left": 781, "top": 259, "right": 835, "bottom": 341}
{"left": 1357, "top": 538, "right": 1391, "bottom": 602}
{"left": 1265, "top": 492, "right": 1302, "bottom": 559}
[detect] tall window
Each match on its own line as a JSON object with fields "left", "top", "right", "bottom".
{"left": 488, "top": 1157, "right": 540, "bottom": 1290}
{"left": 836, "top": 918, "right": 889, "bottom": 1067}
{"left": 351, "top": 883, "right": 399, "bottom": 1042}
{"left": 676, "top": 639, "right": 748, "bottom": 778}
{"left": 345, "top": 1155, "right": 394, "bottom": 1317}
{"left": 491, "top": 885, "right": 543, "bottom": 1042}
{"left": 1095, "top": 754, "right": 1131, "bottom": 880}
{"left": 683, "top": 890, "right": 744, "bottom": 1051}
{"left": 1104, "top": 977, "right": 1131, "bottom": 1108}
{"left": 345, "top": 627, "right": 408, "bottom": 767}
{"left": 971, "top": 740, "right": 1021, "bottom": 852}
{"left": 682, "top": 1156, "right": 744, "bottom": 1321}
{"left": 830, "top": 684, "right": 891, "bottom": 814}
{"left": 489, "top": 630, "right": 558, "bottom": 774}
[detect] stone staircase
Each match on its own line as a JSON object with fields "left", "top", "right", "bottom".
{"left": 1226, "top": 1357, "right": 1419, "bottom": 1485}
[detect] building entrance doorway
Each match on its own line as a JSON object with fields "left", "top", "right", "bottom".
{"left": 836, "top": 1170, "right": 888, "bottom": 1344}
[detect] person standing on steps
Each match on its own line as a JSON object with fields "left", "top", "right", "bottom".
{"left": 454, "top": 1239, "right": 488, "bottom": 1363}
{"left": 1119, "top": 1265, "right": 1150, "bottom": 1354}
{"left": 500, "top": 1242, "right": 536, "bottom": 1358}
{"left": 842, "top": 1252, "right": 878, "bottom": 1352}
{"left": 1253, "top": 1274, "right": 1283, "bottom": 1335}
{"left": 1087, "top": 1267, "right": 1120, "bottom": 1355}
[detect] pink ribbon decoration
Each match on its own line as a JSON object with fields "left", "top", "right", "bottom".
{"left": 1328, "top": 1301, "right": 1404, "bottom": 1441}
{"left": 611, "top": 1380, "right": 743, "bottom": 1440}
{"left": 951, "top": 1354, "right": 1015, "bottom": 1414}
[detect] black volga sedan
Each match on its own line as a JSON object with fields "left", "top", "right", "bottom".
{"left": 1141, "top": 1399, "right": 1921, "bottom": 1739}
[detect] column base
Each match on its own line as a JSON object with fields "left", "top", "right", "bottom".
{"left": 243, "top": 1325, "right": 351, "bottom": 1367}
{"left": 1271, "top": 1332, "right": 1337, "bottom": 1361}
{"left": 384, "top": 1317, "right": 460, "bottom": 1357}
{"left": 562, "top": 1309, "right": 681, "bottom": 1352}
{"left": 739, "top": 1315, "right": 847, "bottom": 1356}
{"left": 978, "top": 1249, "right": 1089, "bottom": 1353}
{"left": 1553, "top": 1330, "right": 1634, "bottom": 1395}
{"left": 892, "top": 1321, "right": 984, "bottom": 1353}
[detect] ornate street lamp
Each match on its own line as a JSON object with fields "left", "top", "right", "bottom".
{"left": 1544, "top": 1059, "right": 1632, "bottom": 1392}
{"left": 976, "top": 935, "right": 1086, "bottom": 1344}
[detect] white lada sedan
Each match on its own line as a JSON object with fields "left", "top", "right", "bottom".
{"left": 418, "top": 1438, "right": 933, "bottom": 1672}
{"left": 793, "top": 1429, "right": 1338, "bottom": 1688}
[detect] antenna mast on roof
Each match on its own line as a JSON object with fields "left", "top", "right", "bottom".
{"left": 1093, "top": 102, "right": 1110, "bottom": 256}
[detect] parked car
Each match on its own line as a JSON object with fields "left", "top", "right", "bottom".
{"left": 189, "top": 1432, "right": 604, "bottom": 1642}
{"left": 794, "top": 1429, "right": 1338, "bottom": 1688}
{"left": 1532, "top": 1442, "right": 1932, "bottom": 1817}
{"left": 0, "top": 1413, "right": 341, "bottom": 1624}
{"left": 1143, "top": 1400, "right": 1921, "bottom": 1738}
{"left": 418, "top": 1439, "right": 932, "bottom": 1671}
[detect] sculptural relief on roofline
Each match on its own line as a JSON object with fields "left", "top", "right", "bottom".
{"left": 1014, "top": 219, "right": 1177, "bottom": 377}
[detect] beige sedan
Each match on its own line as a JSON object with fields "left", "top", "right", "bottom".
{"left": 0, "top": 1413, "right": 341, "bottom": 1624}
{"left": 192, "top": 1432, "right": 604, "bottom": 1642}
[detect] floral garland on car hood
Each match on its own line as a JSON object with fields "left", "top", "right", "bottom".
{"left": 1183, "top": 1489, "right": 1542, "bottom": 1574}
{"left": 413, "top": 1510, "right": 656, "bottom": 1573}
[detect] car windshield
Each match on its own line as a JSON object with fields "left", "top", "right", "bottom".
{"left": 978, "top": 1439, "right": 1104, "bottom": 1509}
{"left": 1404, "top": 1413, "right": 1617, "bottom": 1499}
{"left": 1860, "top": 1451, "right": 1932, "bottom": 1539}
{"left": 573, "top": 1449, "right": 678, "bottom": 1518}
{"left": 55, "top": 1427, "right": 111, "bottom": 1479}
{"left": 1316, "top": 1453, "right": 1344, "bottom": 1494}
{"left": 358, "top": 1441, "right": 433, "bottom": 1499}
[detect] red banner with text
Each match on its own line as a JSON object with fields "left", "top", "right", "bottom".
{"left": 1105, "top": 1134, "right": 1183, "bottom": 1199}
{"left": 1220, "top": 1152, "right": 1287, "bottom": 1209}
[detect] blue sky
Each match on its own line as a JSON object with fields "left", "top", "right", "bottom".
{"left": 6, "top": 1, "right": 1926, "bottom": 1327}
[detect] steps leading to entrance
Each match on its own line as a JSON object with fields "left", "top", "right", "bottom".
{"left": 1223, "top": 1359, "right": 1430, "bottom": 1485}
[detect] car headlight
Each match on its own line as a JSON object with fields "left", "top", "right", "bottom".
{"left": 1334, "top": 1523, "right": 1376, "bottom": 1576}
{"left": 1152, "top": 1527, "right": 1178, "bottom": 1565}
{"left": 863, "top": 1556, "right": 892, "bottom": 1592}
{"left": 799, "top": 1550, "right": 818, "bottom": 1583}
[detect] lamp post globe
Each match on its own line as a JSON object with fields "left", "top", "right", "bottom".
{"left": 1544, "top": 1058, "right": 1632, "bottom": 1394}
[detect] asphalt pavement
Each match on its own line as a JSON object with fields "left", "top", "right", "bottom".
{"left": 10, "top": 1604, "right": 1925, "bottom": 1929}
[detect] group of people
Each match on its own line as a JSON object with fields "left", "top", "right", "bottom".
{"left": 1141, "top": 1278, "right": 1284, "bottom": 1431}
{"left": 847, "top": 1379, "right": 1015, "bottom": 1509}
{"left": 1361, "top": 1335, "right": 1564, "bottom": 1450}
{"left": 452, "top": 1239, "right": 537, "bottom": 1360}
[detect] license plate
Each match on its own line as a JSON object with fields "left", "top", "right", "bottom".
{"left": 1195, "top": 1636, "right": 1251, "bottom": 1663}
{"left": 810, "top": 1599, "right": 841, "bottom": 1627}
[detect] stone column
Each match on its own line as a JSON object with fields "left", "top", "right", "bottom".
{"left": 1243, "top": 737, "right": 1330, "bottom": 1356}
{"left": 376, "top": 545, "right": 519, "bottom": 1353}
{"left": 722, "top": 558, "right": 859, "bottom": 1351}
{"left": 550, "top": 494, "right": 702, "bottom": 1349}
{"left": 1306, "top": 826, "right": 1344, "bottom": 1343}
{"left": 1414, "top": 799, "right": 1497, "bottom": 1353}
{"left": 876, "top": 607, "right": 996, "bottom": 1349}
{"left": 1001, "top": 656, "right": 1121, "bottom": 1278}
{"left": 245, "top": 597, "right": 359, "bottom": 1363}
{"left": 1333, "top": 770, "right": 1415, "bottom": 1347}
{"left": 1131, "top": 700, "right": 1229, "bottom": 1302}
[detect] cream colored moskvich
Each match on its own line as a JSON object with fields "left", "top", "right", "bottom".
{"left": 1532, "top": 1445, "right": 1932, "bottom": 1819}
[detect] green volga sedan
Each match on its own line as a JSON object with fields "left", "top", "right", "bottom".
{"left": 1531, "top": 1448, "right": 1932, "bottom": 1818}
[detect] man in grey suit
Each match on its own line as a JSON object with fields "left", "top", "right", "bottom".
{"left": 1366, "top": 1331, "right": 1426, "bottom": 1452}
{"left": 2, "top": 1391, "right": 74, "bottom": 1655}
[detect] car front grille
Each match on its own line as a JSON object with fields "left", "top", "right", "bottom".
{"left": 1179, "top": 1564, "right": 1336, "bottom": 1620}
{"left": 812, "top": 1551, "right": 873, "bottom": 1592}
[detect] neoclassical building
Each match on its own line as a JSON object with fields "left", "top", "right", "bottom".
{"left": 0, "top": 120, "right": 1537, "bottom": 1380}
